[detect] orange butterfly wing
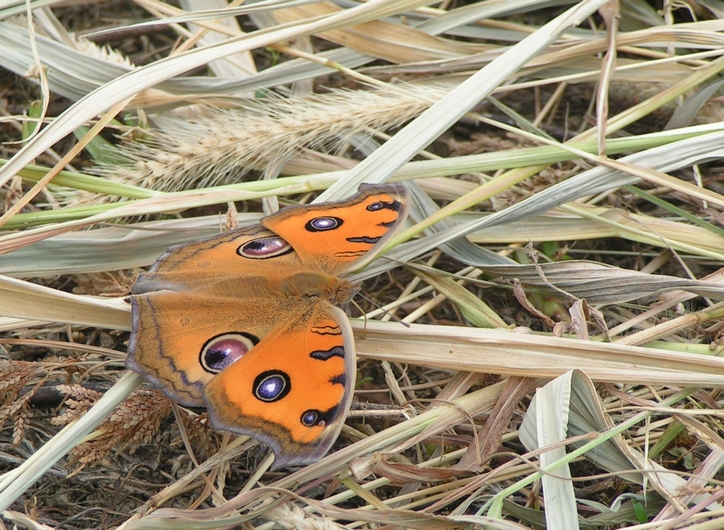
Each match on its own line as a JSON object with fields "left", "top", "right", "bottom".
{"left": 127, "top": 184, "right": 409, "bottom": 467}
{"left": 262, "top": 183, "right": 409, "bottom": 275}
{"left": 204, "top": 304, "right": 355, "bottom": 468}
{"left": 128, "top": 293, "right": 286, "bottom": 406}
{"left": 131, "top": 225, "right": 300, "bottom": 296}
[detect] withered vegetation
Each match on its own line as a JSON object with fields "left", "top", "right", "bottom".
{"left": 1, "top": 1, "right": 724, "bottom": 529}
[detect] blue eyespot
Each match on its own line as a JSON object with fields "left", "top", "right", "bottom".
{"left": 301, "top": 409, "right": 321, "bottom": 427}
{"left": 253, "top": 370, "right": 291, "bottom": 402}
{"left": 305, "top": 216, "right": 343, "bottom": 232}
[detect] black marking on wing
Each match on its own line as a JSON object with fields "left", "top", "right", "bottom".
{"left": 300, "top": 402, "right": 343, "bottom": 427}
{"left": 346, "top": 236, "right": 381, "bottom": 244}
{"left": 334, "top": 250, "right": 366, "bottom": 258}
{"left": 310, "top": 346, "right": 345, "bottom": 361}
{"left": 311, "top": 325, "right": 342, "bottom": 336}
{"left": 330, "top": 373, "right": 346, "bottom": 386}
{"left": 367, "top": 197, "right": 403, "bottom": 213}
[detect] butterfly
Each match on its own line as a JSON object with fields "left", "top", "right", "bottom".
{"left": 126, "top": 183, "right": 409, "bottom": 467}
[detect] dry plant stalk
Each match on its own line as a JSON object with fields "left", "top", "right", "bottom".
{"left": 0, "top": 358, "right": 79, "bottom": 445}
{"left": 50, "top": 386, "right": 192, "bottom": 470}
{"left": 0, "top": 362, "right": 39, "bottom": 446}
{"left": 92, "top": 84, "right": 446, "bottom": 196}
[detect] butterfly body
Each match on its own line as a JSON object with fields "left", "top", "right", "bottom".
{"left": 127, "top": 184, "right": 409, "bottom": 467}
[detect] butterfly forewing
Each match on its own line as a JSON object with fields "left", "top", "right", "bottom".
{"left": 131, "top": 225, "right": 300, "bottom": 295}
{"left": 261, "top": 183, "right": 409, "bottom": 276}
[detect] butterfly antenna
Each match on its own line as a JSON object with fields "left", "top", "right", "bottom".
{"left": 351, "top": 299, "right": 368, "bottom": 338}
{"left": 354, "top": 294, "right": 411, "bottom": 328}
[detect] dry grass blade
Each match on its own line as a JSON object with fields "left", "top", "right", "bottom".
{"left": 0, "top": 275, "right": 129, "bottom": 329}
{"left": 120, "top": 384, "right": 507, "bottom": 528}
{"left": 354, "top": 321, "right": 724, "bottom": 387}
{"left": 521, "top": 372, "right": 579, "bottom": 528}
{"left": 515, "top": 373, "right": 719, "bottom": 522}
{"left": 1, "top": 0, "right": 724, "bottom": 528}
{"left": 272, "top": 3, "right": 480, "bottom": 63}
{"left": 317, "top": 0, "right": 611, "bottom": 201}
{"left": 0, "top": 0, "right": 433, "bottom": 190}
{"left": 481, "top": 262, "right": 724, "bottom": 304}
{"left": 0, "top": 217, "right": 236, "bottom": 277}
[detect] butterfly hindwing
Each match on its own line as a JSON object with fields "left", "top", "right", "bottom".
{"left": 129, "top": 293, "right": 287, "bottom": 406}
{"left": 204, "top": 304, "right": 355, "bottom": 468}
